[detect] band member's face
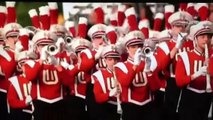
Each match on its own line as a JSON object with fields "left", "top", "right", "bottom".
{"left": 0, "top": 40, "right": 4, "bottom": 45}
{"left": 172, "top": 25, "right": 186, "bottom": 35}
{"left": 105, "top": 57, "right": 119, "bottom": 69}
{"left": 92, "top": 37, "right": 106, "bottom": 49}
{"left": 6, "top": 35, "right": 18, "bottom": 49}
{"left": 36, "top": 44, "right": 47, "bottom": 55}
{"left": 127, "top": 45, "right": 141, "bottom": 58}
{"left": 196, "top": 34, "right": 212, "bottom": 49}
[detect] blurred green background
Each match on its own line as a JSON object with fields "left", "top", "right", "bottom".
{"left": 0, "top": 2, "right": 63, "bottom": 27}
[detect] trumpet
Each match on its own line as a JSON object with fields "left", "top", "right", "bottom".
{"left": 65, "top": 35, "right": 73, "bottom": 44}
{"left": 46, "top": 44, "right": 59, "bottom": 56}
{"left": 142, "top": 46, "right": 152, "bottom": 57}
{"left": 205, "top": 44, "right": 211, "bottom": 93}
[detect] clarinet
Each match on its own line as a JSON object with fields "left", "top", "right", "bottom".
{"left": 205, "top": 44, "right": 211, "bottom": 93}
{"left": 112, "top": 67, "right": 123, "bottom": 115}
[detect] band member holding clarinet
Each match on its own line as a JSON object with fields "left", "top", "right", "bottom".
{"left": 92, "top": 44, "right": 122, "bottom": 120}
{"left": 7, "top": 28, "right": 36, "bottom": 120}
{"left": 175, "top": 20, "right": 213, "bottom": 120}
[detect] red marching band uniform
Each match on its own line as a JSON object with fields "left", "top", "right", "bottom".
{"left": 0, "top": 2, "right": 213, "bottom": 120}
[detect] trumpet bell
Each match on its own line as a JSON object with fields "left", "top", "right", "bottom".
{"left": 47, "top": 44, "right": 59, "bottom": 56}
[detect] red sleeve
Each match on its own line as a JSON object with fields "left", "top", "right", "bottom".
{"left": 93, "top": 75, "right": 109, "bottom": 103}
{"left": 175, "top": 56, "right": 191, "bottom": 88}
{"left": 79, "top": 49, "right": 96, "bottom": 72}
{"left": 7, "top": 84, "right": 27, "bottom": 109}
{"left": 155, "top": 47, "right": 171, "bottom": 70}
{"left": 147, "top": 70, "right": 162, "bottom": 91}
{"left": 59, "top": 66, "right": 77, "bottom": 87}
{"left": 114, "top": 64, "right": 136, "bottom": 87}
{"left": 24, "top": 61, "right": 42, "bottom": 81}
{"left": 0, "top": 58, "right": 16, "bottom": 80}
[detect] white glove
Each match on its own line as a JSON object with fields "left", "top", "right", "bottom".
{"left": 15, "top": 41, "right": 23, "bottom": 52}
{"left": 109, "top": 87, "right": 118, "bottom": 97}
{"left": 95, "top": 45, "right": 104, "bottom": 60}
{"left": 60, "top": 61, "right": 74, "bottom": 70}
{"left": 144, "top": 57, "right": 151, "bottom": 72}
{"left": 25, "top": 95, "right": 32, "bottom": 105}
{"left": 40, "top": 46, "right": 48, "bottom": 61}
{"left": 48, "top": 56, "right": 58, "bottom": 65}
{"left": 175, "top": 32, "right": 188, "bottom": 49}
{"left": 133, "top": 48, "right": 142, "bottom": 66}
{"left": 192, "top": 66, "right": 207, "bottom": 80}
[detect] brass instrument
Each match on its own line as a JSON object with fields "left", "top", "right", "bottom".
{"left": 46, "top": 44, "right": 59, "bottom": 56}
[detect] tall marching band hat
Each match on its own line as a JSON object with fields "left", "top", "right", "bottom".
{"left": 32, "top": 30, "right": 57, "bottom": 47}
{"left": 39, "top": 5, "right": 50, "bottom": 30}
{"left": 189, "top": 21, "right": 213, "bottom": 40}
{"left": 77, "top": 17, "right": 88, "bottom": 38}
{"left": 87, "top": 23, "right": 107, "bottom": 40}
{"left": 123, "top": 30, "right": 145, "bottom": 47}
{"left": 101, "top": 44, "right": 121, "bottom": 58}
{"left": 64, "top": 20, "right": 75, "bottom": 37}
{"left": 105, "top": 26, "right": 117, "bottom": 44}
{"left": 28, "top": 9, "right": 41, "bottom": 29}
{"left": 125, "top": 7, "right": 138, "bottom": 31}
{"left": 15, "top": 28, "right": 37, "bottom": 63}
{"left": 138, "top": 19, "right": 149, "bottom": 39}
{"left": 6, "top": 1, "right": 17, "bottom": 23}
{"left": 168, "top": 11, "right": 193, "bottom": 27}
{"left": 195, "top": 3, "right": 209, "bottom": 21}
{"left": 3, "top": 22, "right": 22, "bottom": 39}
{"left": 0, "top": 5, "right": 7, "bottom": 28}
{"left": 48, "top": 2, "right": 58, "bottom": 25}
{"left": 164, "top": 4, "right": 175, "bottom": 29}
{"left": 93, "top": 4, "right": 105, "bottom": 24}
{"left": 49, "top": 24, "right": 67, "bottom": 38}
{"left": 70, "top": 38, "right": 92, "bottom": 53}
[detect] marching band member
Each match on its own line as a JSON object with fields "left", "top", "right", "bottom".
{"left": 92, "top": 44, "right": 122, "bottom": 120}
{"left": 23, "top": 30, "right": 70, "bottom": 120}
{"left": 149, "top": 11, "right": 194, "bottom": 120}
{"left": 0, "top": 2, "right": 22, "bottom": 118}
{"left": 114, "top": 30, "right": 161, "bottom": 120}
{"left": 175, "top": 21, "right": 213, "bottom": 120}
{"left": 61, "top": 18, "right": 92, "bottom": 119}
{"left": 7, "top": 28, "right": 36, "bottom": 120}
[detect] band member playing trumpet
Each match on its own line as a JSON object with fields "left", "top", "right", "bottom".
{"left": 23, "top": 30, "right": 71, "bottom": 120}
{"left": 92, "top": 44, "right": 122, "bottom": 120}
{"left": 114, "top": 30, "right": 161, "bottom": 120}
{"left": 175, "top": 21, "right": 213, "bottom": 120}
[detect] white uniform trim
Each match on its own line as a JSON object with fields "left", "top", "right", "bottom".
{"left": 150, "top": 54, "right": 157, "bottom": 72}
{"left": 93, "top": 70, "right": 106, "bottom": 93}
{"left": 158, "top": 42, "right": 170, "bottom": 55}
{"left": 128, "top": 88, "right": 152, "bottom": 106}
{"left": 0, "top": 89, "right": 7, "bottom": 93}
{"left": 25, "top": 60, "right": 36, "bottom": 68}
{"left": 114, "top": 62, "right": 128, "bottom": 74}
{"left": 81, "top": 49, "right": 92, "bottom": 59}
{"left": 74, "top": 77, "right": 86, "bottom": 99}
{"left": 0, "top": 45, "right": 12, "bottom": 61}
{"left": 9, "top": 76, "right": 24, "bottom": 100}
{"left": 179, "top": 51, "right": 190, "bottom": 76}
{"left": 37, "top": 80, "right": 63, "bottom": 103}
{"left": 187, "top": 87, "right": 206, "bottom": 93}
